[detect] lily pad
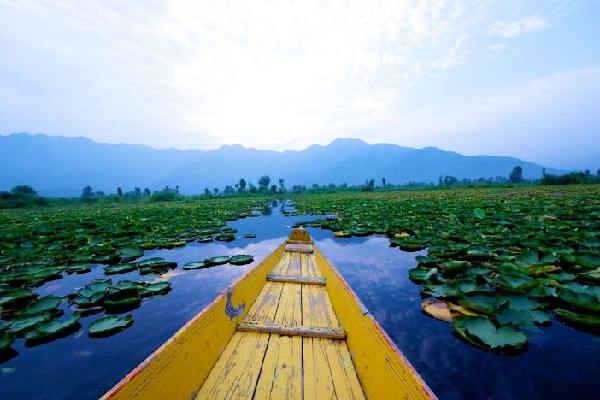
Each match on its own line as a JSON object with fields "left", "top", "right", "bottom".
{"left": 8, "top": 312, "right": 55, "bottom": 335}
{"left": 229, "top": 255, "right": 254, "bottom": 265}
{"left": 409, "top": 267, "right": 438, "bottom": 283}
{"left": 88, "top": 314, "right": 134, "bottom": 337}
{"left": 25, "top": 313, "right": 81, "bottom": 344}
{"left": 206, "top": 256, "right": 231, "bottom": 266}
{"left": 21, "top": 295, "right": 63, "bottom": 316}
{"left": 0, "top": 332, "right": 15, "bottom": 351}
{"left": 555, "top": 308, "right": 600, "bottom": 328}
{"left": 141, "top": 282, "right": 171, "bottom": 296}
{"left": 104, "top": 263, "right": 137, "bottom": 275}
{"left": 183, "top": 261, "right": 210, "bottom": 270}
{"left": 452, "top": 316, "right": 527, "bottom": 351}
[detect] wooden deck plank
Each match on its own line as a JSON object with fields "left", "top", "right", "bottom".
{"left": 271, "top": 252, "right": 291, "bottom": 275}
{"left": 285, "top": 252, "right": 302, "bottom": 277}
{"left": 244, "top": 282, "right": 284, "bottom": 324}
{"left": 195, "top": 331, "right": 269, "bottom": 399}
{"left": 303, "top": 338, "right": 336, "bottom": 400}
{"left": 304, "top": 254, "right": 320, "bottom": 277}
{"left": 254, "top": 334, "right": 303, "bottom": 399}
{"left": 274, "top": 282, "right": 302, "bottom": 325}
{"left": 302, "top": 284, "right": 340, "bottom": 328}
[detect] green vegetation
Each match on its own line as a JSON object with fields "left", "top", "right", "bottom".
{"left": 292, "top": 185, "right": 600, "bottom": 351}
{"left": 0, "top": 197, "right": 267, "bottom": 352}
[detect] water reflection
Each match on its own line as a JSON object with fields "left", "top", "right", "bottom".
{"left": 1, "top": 201, "right": 599, "bottom": 400}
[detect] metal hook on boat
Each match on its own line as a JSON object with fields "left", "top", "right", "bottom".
{"left": 225, "top": 287, "right": 245, "bottom": 320}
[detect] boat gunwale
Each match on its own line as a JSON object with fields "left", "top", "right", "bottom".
{"left": 101, "top": 243, "right": 284, "bottom": 399}
{"left": 313, "top": 244, "right": 437, "bottom": 400}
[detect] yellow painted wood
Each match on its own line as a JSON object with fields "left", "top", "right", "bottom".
{"left": 302, "top": 284, "right": 340, "bottom": 328}
{"left": 102, "top": 245, "right": 285, "bottom": 400}
{"left": 271, "top": 252, "right": 291, "bottom": 275}
{"left": 194, "top": 331, "right": 269, "bottom": 399}
{"left": 303, "top": 338, "right": 365, "bottom": 400}
{"left": 244, "top": 282, "right": 284, "bottom": 324}
{"left": 284, "top": 243, "right": 314, "bottom": 253}
{"left": 254, "top": 334, "right": 302, "bottom": 399}
{"left": 288, "top": 227, "right": 312, "bottom": 243}
{"left": 285, "top": 252, "right": 302, "bottom": 277}
{"left": 237, "top": 321, "right": 345, "bottom": 339}
{"left": 274, "top": 281, "right": 302, "bottom": 325}
{"left": 105, "top": 228, "right": 435, "bottom": 400}
{"left": 303, "top": 338, "right": 336, "bottom": 400}
{"left": 267, "top": 273, "right": 325, "bottom": 285}
{"left": 314, "top": 248, "right": 435, "bottom": 400}
{"left": 302, "top": 253, "right": 320, "bottom": 277}
{"left": 324, "top": 338, "right": 365, "bottom": 399}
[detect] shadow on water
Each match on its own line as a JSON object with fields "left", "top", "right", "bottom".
{"left": 1, "top": 201, "right": 599, "bottom": 399}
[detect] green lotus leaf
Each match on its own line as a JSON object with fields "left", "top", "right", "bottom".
{"left": 409, "top": 267, "right": 438, "bottom": 283}
{"left": 555, "top": 308, "right": 600, "bottom": 328}
{"left": 422, "top": 284, "right": 460, "bottom": 298}
{"left": 496, "top": 309, "right": 551, "bottom": 326}
{"left": 0, "top": 288, "right": 36, "bottom": 308}
{"left": 183, "top": 261, "right": 211, "bottom": 270}
{"left": 66, "top": 263, "right": 92, "bottom": 274}
{"left": 0, "top": 331, "right": 15, "bottom": 351}
{"left": 88, "top": 314, "right": 134, "bottom": 337}
{"left": 473, "top": 208, "right": 486, "bottom": 220}
{"left": 456, "top": 279, "right": 492, "bottom": 294}
{"left": 25, "top": 313, "right": 81, "bottom": 344}
{"left": 452, "top": 316, "right": 527, "bottom": 350}
{"left": 495, "top": 272, "right": 536, "bottom": 292}
{"left": 458, "top": 295, "right": 500, "bottom": 315}
{"left": 104, "top": 263, "right": 137, "bottom": 275}
{"left": 8, "top": 312, "right": 55, "bottom": 335}
{"left": 440, "top": 260, "right": 471, "bottom": 277}
{"left": 141, "top": 281, "right": 171, "bottom": 296}
{"left": 229, "top": 255, "right": 254, "bottom": 265}
{"left": 206, "top": 256, "right": 231, "bottom": 266}
{"left": 243, "top": 233, "right": 256, "bottom": 238}
{"left": 516, "top": 250, "right": 540, "bottom": 267}
{"left": 21, "top": 295, "right": 63, "bottom": 316}
{"left": 215, "top": 233, "right": 235, "bottom": 242}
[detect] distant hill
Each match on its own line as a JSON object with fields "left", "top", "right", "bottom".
{"left": 0, "top": 133, "right": 562, "bottom": 196}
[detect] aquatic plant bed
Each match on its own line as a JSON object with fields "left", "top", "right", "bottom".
{"left": 292, "top": 185, "right": 600, "bottom": 352}
{"left": 0, "top": 198, "right": 268, "bottom": 355}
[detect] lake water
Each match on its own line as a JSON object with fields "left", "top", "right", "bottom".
{"left": 1, "top": 201, "right": 599, "bottom": 399}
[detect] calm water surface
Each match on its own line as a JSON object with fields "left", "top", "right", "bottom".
{"left": 1, "top": 201, "right": 599, "bottom": 399}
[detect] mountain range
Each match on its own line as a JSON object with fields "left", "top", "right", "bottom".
{"left": 0, "top": 133, "right": 563, "bottom": 196}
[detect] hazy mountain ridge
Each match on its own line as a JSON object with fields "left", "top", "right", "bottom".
{"left": 0, "top": 133, "right": 562, "bottom": 196}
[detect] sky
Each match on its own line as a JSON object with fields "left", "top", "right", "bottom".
{"left": 1, "top": 0, "right": 599, "bottom": 169}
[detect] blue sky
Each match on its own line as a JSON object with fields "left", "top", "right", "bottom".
{"left": 0, "top": 0, "right": 599, "bottom": 169}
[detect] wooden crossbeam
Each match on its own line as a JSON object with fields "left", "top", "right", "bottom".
{"left": 284, "top": 243, "right": 314, "bottom": 253}
{"left": 267, "top": 273, "right": 326, "bottom": 285}
{"left": 237, "top": 321, "right": 346, "bottom": 340}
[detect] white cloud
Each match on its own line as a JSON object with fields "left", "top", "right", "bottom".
{"left": 0, "top": 0, "right": 596, "bottom": 170}
{"left": 489, "top": 15, "right": 547, "bottom": 38}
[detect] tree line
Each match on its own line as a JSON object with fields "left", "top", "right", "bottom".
{"left": 2, "top": 167, "right": 599, "bottom": 208}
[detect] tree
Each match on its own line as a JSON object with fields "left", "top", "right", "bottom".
{"left": 213, "top": 188, "right": 219, "bottom": 195}
{"left": 509, "top": 166, "right": 523, "bottom": 183}
{"left": 224, "top": 185, "right": 234, "bottom": 195}
{"left": 238, "top": 178, "right": 247, "bottom": 192}
{"left": 258, "top": 175, "right": 271, "bottom": 191}
{"left": 381, "top": 178, "right": 386, "bottom": 187}
{"left": 81, "top": 185, "right": 94, "bottom": 199}
{"left": 117, "top": 187, "right": 123, "bottom": 196}
{"left": 143, "top": 188, "right": 151, "bottom": 196}
{"left": 249, "top": 183, "right": 257, "bottom": 193}
{"left": 278, "top": 178, "right": 285, "bottom": 193}
{"left": 270, "top": 184, "right": 278, "bottom": 193}
{"left": 204, "top": 188, "right": 211, "bottom": 196}
{"left": 11, "top": 185, "right": 36, "bottom": 196}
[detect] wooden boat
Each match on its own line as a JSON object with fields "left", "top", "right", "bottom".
{"left": 103, "top": 228, "right": 435, "bottom": 399}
